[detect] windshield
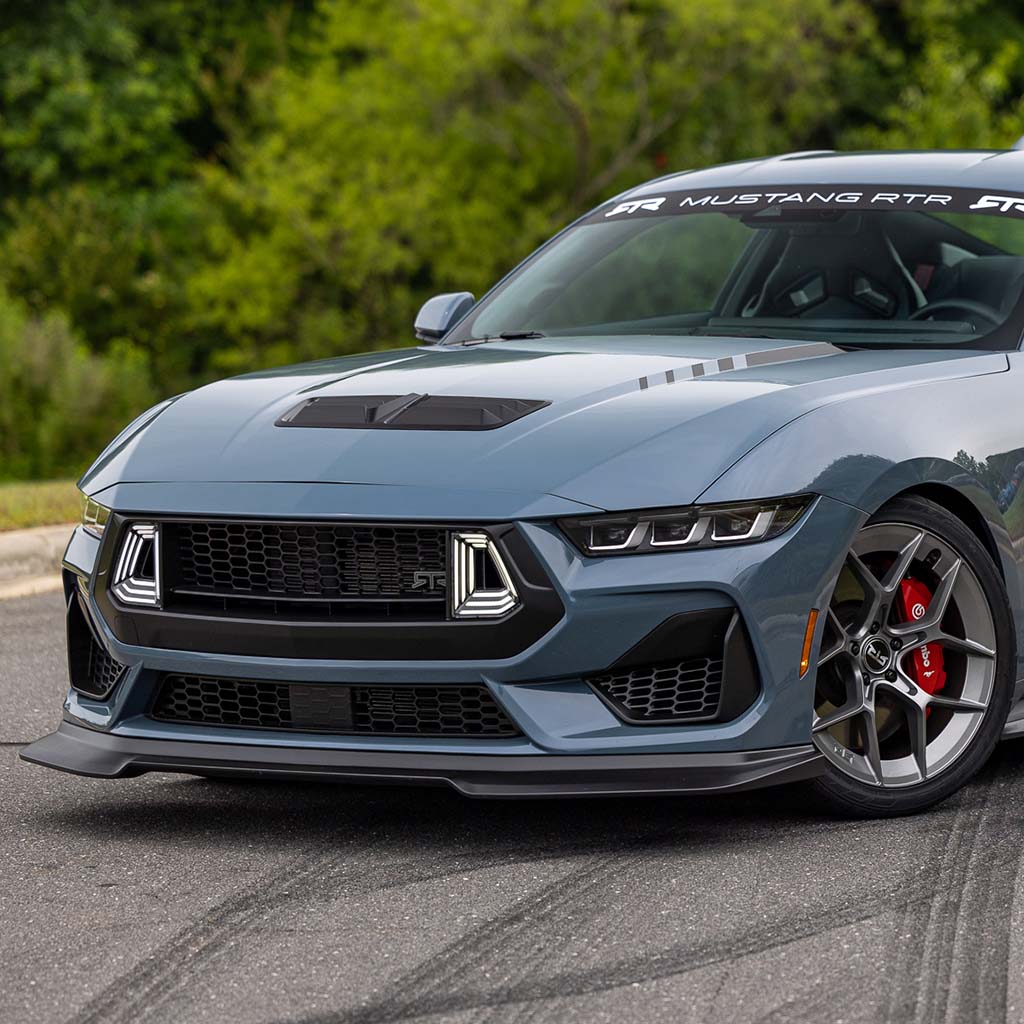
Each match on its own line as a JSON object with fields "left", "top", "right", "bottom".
{"left": 447, "top": 184, "right": 1024, "bottom": 349}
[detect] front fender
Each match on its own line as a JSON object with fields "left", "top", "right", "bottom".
{"left": 698, "top": 359, "right": 1024, "bottom": 678}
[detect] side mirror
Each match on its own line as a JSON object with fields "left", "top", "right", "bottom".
{"left": 414, "top": 292, "right": 475, "bottom": 342}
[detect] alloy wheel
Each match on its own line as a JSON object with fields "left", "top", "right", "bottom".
{"left": 813, "top": 522, "right": 997, "bottom": 788}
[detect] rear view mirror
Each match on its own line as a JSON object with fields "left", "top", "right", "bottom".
{"left": 414, "top": 292, "right": 475, "bottom": 342}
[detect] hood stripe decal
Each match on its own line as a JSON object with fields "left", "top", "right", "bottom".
{"left": 636, "top": 341, "right": 839, "bottom": 391}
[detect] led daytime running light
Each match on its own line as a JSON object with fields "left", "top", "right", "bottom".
{"left": 560, "top": 495, "right": 812, "bottom": 556}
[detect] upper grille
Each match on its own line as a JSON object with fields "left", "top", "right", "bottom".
{"left": 588, "top": 655, "right": 723, "bottom": 724}
{"left": 152, "top": 674, "right": 520, "bottom": 737}
{"left": 164, "top": 520, "right": 447, "bottom": 615}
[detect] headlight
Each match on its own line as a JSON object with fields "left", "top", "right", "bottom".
{"left": 559, "top": 495, "right": 813, "bottom": 556}
{"left": 81, "top": 494, "right": 111, "bottom": 539}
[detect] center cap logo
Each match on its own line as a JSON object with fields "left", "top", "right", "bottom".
{"left": 863, "top": 638, "right": 891, "bottom": 673}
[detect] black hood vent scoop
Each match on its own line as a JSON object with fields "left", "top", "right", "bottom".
{"left": 276, "top": 394, "right": 549, "bottom": 431}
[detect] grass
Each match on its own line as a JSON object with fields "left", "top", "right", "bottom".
{"left": 0, "top": 479, "right": 80, "bottom": 531}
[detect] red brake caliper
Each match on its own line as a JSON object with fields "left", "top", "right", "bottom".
{"left": 897, "top": 577, "right": 946, "bottom": 702}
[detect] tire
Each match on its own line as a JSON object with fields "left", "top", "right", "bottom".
{"left": 810, "top": 494, "right": 1015, "bottom": 817}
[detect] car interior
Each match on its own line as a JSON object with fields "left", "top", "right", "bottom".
{"left": 462, "top": 207, "right": 1024, "bottom": 347}
{"left": 721, "top": 210, "right": 1024, "bottom": 330}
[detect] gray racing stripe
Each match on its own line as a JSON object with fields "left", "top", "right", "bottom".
{"left": 637, "top": 341, "right": 839, "bottom": 391}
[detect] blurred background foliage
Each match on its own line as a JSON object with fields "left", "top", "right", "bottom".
{"left": 2, "top": 0, "right": 1024, "bottom": 480}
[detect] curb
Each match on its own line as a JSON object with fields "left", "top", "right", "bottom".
{"left": 0, "top": 574, "right": 64, "bottom": 601}
{"left": 0, "top": 523, "right": 74, "bottom": 585}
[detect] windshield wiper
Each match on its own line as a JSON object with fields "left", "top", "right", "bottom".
{"left": 447, "top": 330, "right": 546, "bottom": 347}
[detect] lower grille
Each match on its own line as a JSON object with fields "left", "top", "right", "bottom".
{"left": 588, "top": 656, "right": 723, "bottom": 724}
{"left": 152, "top": 675, "right": 520, "bottom": 737}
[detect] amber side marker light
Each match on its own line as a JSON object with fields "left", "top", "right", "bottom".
{"left": 799, "top": 609, "right": 820, "bottom": 678}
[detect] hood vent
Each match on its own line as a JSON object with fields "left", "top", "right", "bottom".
{"left": 277, "top": 394, "right": 549, "bottom": 431}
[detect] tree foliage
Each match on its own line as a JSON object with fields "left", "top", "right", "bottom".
{"left": 0, "top": 289, "right": 154, "bottom": 479}
{"left": 1, "top": 0, "right": 1023, "bottom": 478}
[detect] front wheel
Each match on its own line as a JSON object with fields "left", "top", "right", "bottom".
{"left": 811, "top": 495, "right": 1015, "bottom": 817}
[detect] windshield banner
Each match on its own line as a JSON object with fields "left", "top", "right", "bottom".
{"left": 590, "top": 185, "right": 1024, "bottom": 222}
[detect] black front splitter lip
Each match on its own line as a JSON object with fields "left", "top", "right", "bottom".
{"left": 20, "top": 722, "right": 824, "bottom": 798}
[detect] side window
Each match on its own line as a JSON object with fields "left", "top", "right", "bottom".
{"left": 930, "top": 212, "right": 1024, "bottom": 256}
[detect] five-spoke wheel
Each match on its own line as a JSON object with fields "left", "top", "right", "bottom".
{"left": 811, "top": 496, "right": 1013, "bottom": 816}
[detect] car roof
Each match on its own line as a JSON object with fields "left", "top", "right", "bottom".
{"left": 624, "top": 149, "right": 1024, "bottom": 197}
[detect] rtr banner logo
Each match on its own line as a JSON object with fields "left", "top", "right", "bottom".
{"left": 970, "top": 194, "right": 1024, "bottom": 215}
{"left": 605, "top": 197, "right": 666, "bottom": 217}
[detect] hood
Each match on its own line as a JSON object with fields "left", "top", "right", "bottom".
{"left": 82, "top": 336, "right": 1006, "bottom": 513}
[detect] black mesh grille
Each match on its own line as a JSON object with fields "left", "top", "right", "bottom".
{"left": 352, "top": 686, "right": 516, "bottom": 735}
{"left": 152, "top": 675, "right": 520, "bottom": 737}
{"left": 85, "top": 637, "right": 126, "bottom": 698}
{"left": 588, "top": 656, "right": 723, "bottom": 724}
{"left": 68, "top": 592, "right": 127, "bottom": 699}
{"left": 169, "top": 521, "right": 448, "bottom": 601}
{"left": 72, "top": 626, "right": 125, "bottom": 700}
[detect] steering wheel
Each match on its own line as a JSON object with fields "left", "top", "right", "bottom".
{"left": 908, "top": 298, "right": 1003, "bottom": 328}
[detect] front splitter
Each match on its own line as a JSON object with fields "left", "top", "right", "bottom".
{"left": 20, "top": 722, "right": 824, "bottom": 798}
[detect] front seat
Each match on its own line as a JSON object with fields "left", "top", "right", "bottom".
{"left": 750, "top": 214, "right": 925, "bottom": 320}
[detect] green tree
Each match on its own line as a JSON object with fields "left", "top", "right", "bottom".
{"left": 843, "top": 0, "right": 1024, "bottom": 150}
{"left": 187, "top": 0, "right": 877, "bottom": 372}
{"left": 0, "top": 289, "right": 155, "bottom": 480}
{"left": 0, "top": 0, "right": 311, "bottom": 383}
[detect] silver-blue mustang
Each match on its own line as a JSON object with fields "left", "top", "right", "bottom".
{"left": 25, "top": 149, "right": 1024, "bottom": 815}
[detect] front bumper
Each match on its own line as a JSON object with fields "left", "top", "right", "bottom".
{"left": 24, "top": 484, "right": 866, "bottom": 792}
{"left": 21, "top": 721, "right": 823, "bottom": 796}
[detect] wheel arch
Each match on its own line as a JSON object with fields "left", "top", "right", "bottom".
{"left": 888, "top": 482, "right": 1004, "bottom": 581}
{"left": 844, "top": 461, "right": 1020, "bottom": 615}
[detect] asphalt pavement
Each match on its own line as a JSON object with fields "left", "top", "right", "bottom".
{"left": 3, "top": 588, "right": 1024, "bottom": 1024}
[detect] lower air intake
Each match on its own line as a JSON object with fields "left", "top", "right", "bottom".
{"left": 585, "top": 608, "right": 759, "bottom": 725}
{"left": 588, "top": 657, "right": 723, "bottom": 724}
{"left": 67, "top": 591, "right": 127, "bottom": 699}
{"left": 152, "top": 675, "right": 520, "bottom": 737}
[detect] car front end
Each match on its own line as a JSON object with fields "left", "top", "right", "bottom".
{"left": 26, "top": 472, "right": 861, "bottom": 794}
{"left": 24, "top": 150, "right": 1024, "bottom": 811}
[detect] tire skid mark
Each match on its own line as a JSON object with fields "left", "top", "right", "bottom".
{"left": 66, "top": 848, "right": 350, "bottom": 1024}
{"left": 923, "top": 803, "right": 1000, "bottom": 1024}
{"left": 479, "top": 870, "right": 940, "bottom": 1015}
{"left": 392, "top": 852, "right": 632, "bottom": 1024}
{"left": 290, "top": 851, "right": 637, "bottom": 1024}
{"left": 881, "top": 764, "right": 1022, "bottom": 1024}
{"left": 65, "top": 837, "right": 627, "bottom": 1024}
{"left": 284, "top": 819, "right": 796, "bottom": 1024}
{"left": 902, "top": 764, "right": 1022, "bottom": 1024}
{"left": 385, "top": 825, "right": 840, "bottom": 1024}
{"left": 284, "top": 828, "right": 949, "bottom": 1024}
{"left": 947, "top": 794, "right": 1022, "bottom": 1024}
{"left": 312, "top": 876, "right": 940, "bottom": 1024}
{"left": 752, "top": 985, "right": 843, "bottom": 1024}
{"left": 882, "top": 786, "right": 986, "bottom": 1024}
